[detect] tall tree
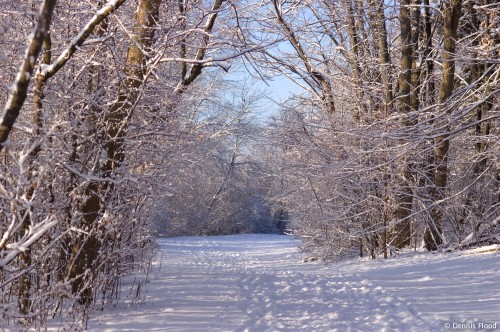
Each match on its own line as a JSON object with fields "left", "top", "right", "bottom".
{"left": 425, "top": 0, "right": 462, "bottom": 250}
{"left": 392, "top": 0, "right": 416, "bottom": 249}
{"left": 66, "top": 0, "right": 161, "bottom": 304}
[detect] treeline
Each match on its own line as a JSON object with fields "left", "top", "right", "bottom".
{"left": 258, "top": 0, "right": 499, "bottom": 260}
{"left": 0, "top": 0, "right": 252, "bottom": 329}
{"left": 152, "top": 82, "right": 283, "bottom": 237}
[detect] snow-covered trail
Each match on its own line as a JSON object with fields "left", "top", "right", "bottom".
{"left": 87, "top": 234, "right": 499, "bottom": 332}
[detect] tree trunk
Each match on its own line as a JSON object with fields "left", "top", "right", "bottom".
{"left": 18, "top": 31, "right": 53, "bottom": 319}
{"left": 376, "top": 1, "right": 393, "bottom": 116}
{"left": 66, "top": 0, "right": 161, "bottom": 304}
{"left": 344, "top": 0, "right": 365, "bottom": 121}
{"left": 392, "top": 0, "right": 414, "bottom": 249}
{"left": 426, "top": 0, "right": 462, "bottom": 251}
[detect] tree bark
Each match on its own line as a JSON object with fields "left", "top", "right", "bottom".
{"left": 344, "top": 0, "right": 365, "bottom": 121}
{"left": 66, "top": 0, "right": 161, "bottom": 304}
{"left": 376, "top": 1, "right": 393, "bottom": 116}
{"left": 426, "top": 0, "right": 462, "bottom": 251}
{"left": 392, "top": 0, "right": 414, "bottom": 249}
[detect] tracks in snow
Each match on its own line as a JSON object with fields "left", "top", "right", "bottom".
{"left": 87, "top": 234, "right": 500, "bottom": 331}
{"left": 149, "top": 235, "right": 426, "bottom": 331}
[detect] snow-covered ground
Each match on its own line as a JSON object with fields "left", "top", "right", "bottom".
{"left": 85, "top": 234, "right": 499, "bottom": 332}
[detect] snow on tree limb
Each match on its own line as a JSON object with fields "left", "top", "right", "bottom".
{"left": 0, "top": 217, "right": 58, "bottom": 269}
{"left": 177, "top": 0, "right": 226, "bottom": 90}
{"left": 0, "top": 0, "right": 57, "bottom": 152}
{"left": 0, "top": 0, "right": 128, "bottom": 153}
{"left": 40, "top": 0, "right": 127, "bottom": 80}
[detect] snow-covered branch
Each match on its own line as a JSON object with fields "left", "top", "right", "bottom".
{"left": 0, "top": 0, "right": 57, "bottom": 152}
{"left": 40, "top": 0, "right": 127, "bottom": 80}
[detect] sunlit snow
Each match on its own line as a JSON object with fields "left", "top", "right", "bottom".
{"left": 83, "top": 234, "right": 499, "bottom": 331}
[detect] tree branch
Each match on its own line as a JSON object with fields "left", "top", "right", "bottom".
{"left": 0, "top": 0, "right": 57, "bottom": 152}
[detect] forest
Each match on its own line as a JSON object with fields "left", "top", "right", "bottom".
{"left": 0, "top": 0, "right": 498, "bottom": 329}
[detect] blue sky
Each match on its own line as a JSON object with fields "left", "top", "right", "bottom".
{"left": 266, "top": 74, "right": 303, "bottom": 103}
{"left": 222, "top": 67, "right": 303, "bottom": 121}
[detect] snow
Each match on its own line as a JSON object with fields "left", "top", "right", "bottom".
{"left": 78, "top": 235, "right": 497, "bottom": 331}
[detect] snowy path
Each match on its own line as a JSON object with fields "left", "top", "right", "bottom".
{"left": 87, "top": 234, "right": 500, "bottom": 332}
